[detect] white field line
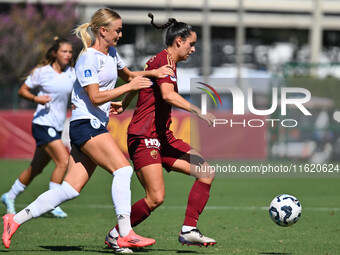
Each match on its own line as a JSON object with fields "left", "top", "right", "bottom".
{"left": 16, "top": 204, "right": 340, "bottom": 212}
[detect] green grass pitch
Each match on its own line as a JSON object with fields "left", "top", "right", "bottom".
{"left": 0, "top": 159, "right": 339, "bottom": 254}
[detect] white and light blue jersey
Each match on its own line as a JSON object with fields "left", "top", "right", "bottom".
{"left": 70, "top": 47, "right": 125, "bottom": 127}
{"left": 25, "top": 65, "right": 76, "bottom": 131}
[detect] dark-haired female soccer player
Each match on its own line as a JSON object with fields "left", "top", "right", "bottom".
{"left": 106, "top": 13, "right": 216, "bottom": 249}
{"left": 1, "top": 37, "right": 75, "bottom": 218}
{"left": 2, "top": 8, "right": 174, "bottom": 252}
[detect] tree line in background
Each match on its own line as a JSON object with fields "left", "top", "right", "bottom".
{"left": 1, "top": 2, "right": 340, "bottom": 110}
{"left": 0, "top": 1, "right": 80, "bottom": 109}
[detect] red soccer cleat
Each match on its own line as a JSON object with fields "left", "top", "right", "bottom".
{"left": 2, "top": 214, "right": 20, "bottom": 248}
{"left": 117, "top": 229, "right": 155, "bottom": 248}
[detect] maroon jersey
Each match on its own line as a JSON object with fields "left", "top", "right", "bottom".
{"left": 128, "top": 49, "right": 177, "bottom": 138}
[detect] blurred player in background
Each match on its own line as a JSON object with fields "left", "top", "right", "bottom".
{"left": 107, "top": 13, "right": 216, "bottom": 249}
{"left": 2, "top": 8, "right": 174, "bottom": 251}
{"left": 1, "top": 37, "right": 75, "bottom": 218}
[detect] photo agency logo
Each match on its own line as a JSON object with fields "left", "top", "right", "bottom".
{"left": 197, "top": 81, "right": 313, "bottom": 128}
{"left": 196, "top": 82, "right": 223, "bottom": 113}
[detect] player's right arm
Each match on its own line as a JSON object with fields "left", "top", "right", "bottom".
{"left": 160, "top": 82, "right": 215, "bottom": 126}
{"left": 18, "top": 83, "right": 51, "bottom": 105}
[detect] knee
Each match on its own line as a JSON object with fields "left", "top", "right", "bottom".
{"left": 208, "top": 168, "right": 215, "bottom": 183}
{"left": 147, "top": 193, "right": 165, "bottom": 211}
{"left": 199, "top": 177, "right": 214, "bottom": 185}
{"left": 55, "top": 159, "right": 69, "bottom": 171}
{"left": 194, "top": 162, "right": 216, "bottom": 181}
{"left": 61, "top": 181, "right": 80, "bottom": 200}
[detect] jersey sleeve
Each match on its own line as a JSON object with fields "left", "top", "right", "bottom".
{"left": 109, "top": 47, "right": 125, "bottom": 70}
{"left": 115, "top": 52, "right": 126, "bottom": 70}
{"left": 24, "top": 68, "right": 41, "bottom": 89}
{"left": 76, "top": 53, "right": 99, "bottom": 87}
{"left": 155, "top": 55, "right": 176, "bottom": 87}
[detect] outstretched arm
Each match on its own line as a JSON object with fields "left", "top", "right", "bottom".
{"left": 118, "top": 65, "right": 174, "bottom": 82}
{"left": 112, "top": 65, "right": 175, "bottom": 113}
{"left": 84, "top": 76, "right": 151, "bottom": 106}
{"left": 160, "top": 82, "right": 215, "bottom": 126}
{"left": 111, "top": 65, "right": 173, "bottom": 114}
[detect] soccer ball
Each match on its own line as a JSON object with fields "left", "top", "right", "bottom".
{"left": 269, "top": 194, "right": 302, "bottom": 227}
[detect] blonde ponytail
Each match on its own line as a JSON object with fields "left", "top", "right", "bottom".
{"left": 74, "top": 22, "right": 94, "bottom": 56}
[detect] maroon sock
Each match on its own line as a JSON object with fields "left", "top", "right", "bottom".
{"left": 130, "top": 198, "right": 152, "bottom": 227}
{"left": 113, "top": 198, "right": 151, "bottom": 233}
{"left": 183, "top": 180, "right": 211, "bottom": 227}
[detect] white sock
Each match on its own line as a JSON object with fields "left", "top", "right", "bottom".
{"left": 8, "top": 179, "right": 26, "bottom": 200}
{"left": 13, "top": 207, "right": 33, "bottom": 225}
{"left": 117, "top": 214, "right": 131, "bottom": 237}
{"left": 13, "top": 181, "right": 79, "bottom": 224}
{"left": 182, "top": 225, "right": 196, "bottom": 232}
{"left": 49, "top": 181, "right": 61, "bottom": 190}
{"left": 112, "top": 166, "right": 133, "bottom": 237}
{"left": 109, "top": 228, "right": 119, "bottom": 238}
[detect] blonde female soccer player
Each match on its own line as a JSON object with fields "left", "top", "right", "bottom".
{"left": 2, "top": 8, "right": 173, "bottom": 251}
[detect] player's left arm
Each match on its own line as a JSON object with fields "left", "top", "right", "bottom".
{"left": 118, "top": 66, "right": 174, "bottom": 82}
{"left": 110, "top": 90, "right": 137, "bottom": 115}
{"left": 111, "top": 68, "right": 141, "bottom": 114}
{"left": 160, "top": 82, "right": 215, "bottom": 126}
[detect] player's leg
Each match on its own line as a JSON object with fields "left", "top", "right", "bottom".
{"left": 1, "top": 146, "right": 51, "bottom": 214}
{"left": 63, "top": 146, "right": 97, "bottom": 192}
{"left": 44, "top": 139, "right": 69, "bottom": 184}
{"left": 136, "top": 164, "right": 165, "bottom": 211}
{"left": 106, "top": 163, "right": 163, "bottom": 252}
{"left": 111, "top": 163, "right": 165, "bottom": 229}
{"left": 43, "top": 139, "right": 69, "bottom": 218}
{"left": 81, "top": 133, "right": 155, "bottom": 248}
{"left": 2, "top": 146, "right": 87, "bottom": 249}
{"left": 170, "top": 149, "right": 216, "bottom": 247}
{"left": 171, "top": 148, "right": 215, "bottom": 180}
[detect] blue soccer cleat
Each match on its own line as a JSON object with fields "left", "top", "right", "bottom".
{"left": 1, "top": 193, "right": 16, "bottom": 214}
{"left": 49, "top": 206, "right": 68, "bottom": 218}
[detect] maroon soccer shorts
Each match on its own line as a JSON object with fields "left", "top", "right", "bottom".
{"left": 128, "top": 132, "right": 191, "bottom": 172}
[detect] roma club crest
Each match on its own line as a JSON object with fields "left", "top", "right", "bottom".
{"left": 150, "top": 149, "right": 158, "bottom": 159}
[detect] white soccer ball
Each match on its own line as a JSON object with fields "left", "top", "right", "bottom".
{"left": 269, "top": 194, "right": 302, "bottom": 227}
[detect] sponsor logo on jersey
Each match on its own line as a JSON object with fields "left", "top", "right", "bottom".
{"left": 144, "top": 138, "right": 160, "bottom": 149}
{"left": 48, "top": 127, "right": 57, "bottom": 137}
{"left": 84, "top": 69, "right": 92, "bottom": 77}
{"left": 90, "top": 119, "right": 101, "bottom": 129}
{"left": 150, "top": 149, "right": 158, "bottom": 160}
